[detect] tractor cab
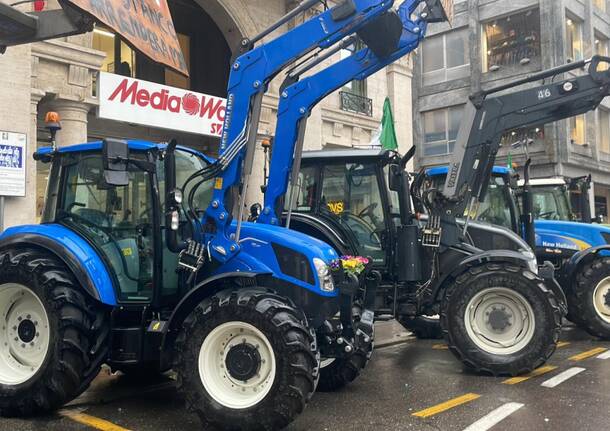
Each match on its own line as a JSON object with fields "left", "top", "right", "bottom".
{"left": 289, "top": 149, "right": 399, "bottom": 271}
{"left": 34, "top": 140, "right": 213, "bottom": 305}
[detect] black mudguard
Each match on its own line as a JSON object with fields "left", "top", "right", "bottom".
{"left": 560, "top": 245, "right": 610, "bottom": 289}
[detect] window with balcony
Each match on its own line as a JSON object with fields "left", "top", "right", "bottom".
{"left": 566, "top": 16, "right": 584, "bottom": 63}
{"left": 340, "top": 39, "right": 372, "bottom": 116}
{"left": 422, "top": 105, "right": 463, "bottom": 156}
{"left": 570, "top": 114, "right": 586, "bottom": 145}
{"left": 421, "top": 28, "right": 470, "bottom": 85}
{"left": 598, "top": 109, "right": 610, "bottom": 153}
{"left": 482, "top": 9, "right": 541, "bottom": 72}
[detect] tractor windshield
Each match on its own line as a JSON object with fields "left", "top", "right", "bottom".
{"left": 58, "top": 154, "right": 155, "bottom": 302}
{"left": 529, "top": 185, "right": 574, "bottom": 221}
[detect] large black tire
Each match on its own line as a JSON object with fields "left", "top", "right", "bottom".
{"left": 317, "top": 306, "right": 374, "bottom": 392}
{"left": 440, "top": 263, "right": 562, "bottom": 376}
{"left": 0, "top": 247, "right": 109, "bottom": 416}
{"left": 174, "top": 288, "right": 319, "bottom": 431}
{"left": 569, "top": 257, "right": 610, "bottom": 339}
{"left": 399, "top": 315, "right": 443, "bottom": 339}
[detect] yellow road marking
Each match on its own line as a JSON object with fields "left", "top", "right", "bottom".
{"left": 502, "top": 365, "right": 558, "bottom": 385}
{"left": 557, "top": 341, "right": 571, "bottom": 348}
{"left": 412, "top": 393, "right": 480, "bottom": 418}
{"left": 60, "top": 410, "right": 132, "bottom": 431}
{"left": 432, "top": 344, "right": 449, "bottom": 350}
{"left": 569, "top": 347, "right": 608, "bottom": 362}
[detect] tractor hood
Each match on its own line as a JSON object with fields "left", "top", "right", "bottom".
{"left": 535, "top": 220, "right": 610, "bottom": 252}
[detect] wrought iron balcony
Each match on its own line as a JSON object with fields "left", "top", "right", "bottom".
{"left": 340, "top": 91, "right": 373, "bottom": 117}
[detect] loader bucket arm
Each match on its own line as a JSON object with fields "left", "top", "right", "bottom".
{"left": 257, "top": 0, "right": 451, "bottom": 225}
{"left": 201, "top": 0, "right": 401, "bottom": 263}
{"left": 436, "top": 56, "right": 610, "bottom": 246}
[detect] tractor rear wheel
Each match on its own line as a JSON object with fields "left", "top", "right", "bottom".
{"left": 174, "top": 288, "right": 319, "bottom": 430}
{"left": 0, "top": 248, "right": 109, "bottom": 416}
{"left": 399, "top": 315, "right": 443, "bottom": 339}
{"left": 440, "top": 263, "right": 562, "bottom": 376}
{"left": 570, "top": 257, "right": 610, "bottom": 339}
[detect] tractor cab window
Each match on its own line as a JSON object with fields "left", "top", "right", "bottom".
{"left": 475, "top": 176, "right": 515, "bottom": 229}
{"left": 531, "top": 185, "right": 573, "bottom": 220}
{"left": 158, "top": 149, "right": 213, "bottom": 296}
{"left": 289, "top": 165, "right": 319, "bottom": 212}
{"left": 60, "top": 154, "right": 154, "bottom": 302}
{"left": 320, "top": 163, "right": 387, "bottom": 265}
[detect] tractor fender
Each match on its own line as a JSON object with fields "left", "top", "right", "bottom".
{"left": 561, "top": 244, "right": 610, "bottom": 287}
{"left": 282, "top": 212, "right": 353, "bottom": 256}
{"left": 162, "top": 271, "right": 267, "bottom": 353}
{"left": 432, "top": 249, "right": 566, "bottom": 307}
{"left": 0, "top": 227, "right": 116, "bottom": 305}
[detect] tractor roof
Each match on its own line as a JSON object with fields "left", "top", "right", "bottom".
{"left": 35, "top": 140, "right": 215, "bottom": 163}
{"left": 301, "top": 148, "right": 393, "bottom": 161}
{"left": 426, "top": 165, "right": 512, "bottom": 177}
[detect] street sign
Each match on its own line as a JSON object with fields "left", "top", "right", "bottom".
{"left": 98, "top": 72, "right": 226, "bottom": 137}
{"left": 63, "top": 0, "right": 188, "bottom": 75}
{"left": 0, "top": 131, "right": 27, "bottom": 197}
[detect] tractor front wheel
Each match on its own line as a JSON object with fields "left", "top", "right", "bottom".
{"left": 569, "top": 258, "right": 610, "bottom": 339}
{"left": 174, "top": 288, "right": 319, "bottom": 430}
{"left": 441, "top": 263, "right": 562, "bottom": 376}
{"left": 0, "top": 248, "right": 109, "bottom": 416}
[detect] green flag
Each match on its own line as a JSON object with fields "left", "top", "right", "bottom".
{"left": 380, "top": 97, "right": 398, "bottom": 151}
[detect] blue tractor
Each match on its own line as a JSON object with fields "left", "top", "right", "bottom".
{"left": 424, "top": 56, "right": 610, "bottom": 340}
{"left": 0, "top": 1, "right": 440, "bottom": 429}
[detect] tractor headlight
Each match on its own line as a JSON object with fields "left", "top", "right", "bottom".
{"left": 523, "top": 250, "right": 538, "bottom": 275}
{"left": 170, "top": 210, "right": 180, "bottom": 231}
{"left": 313, "top": 258, "right": 334, "bottom": 292}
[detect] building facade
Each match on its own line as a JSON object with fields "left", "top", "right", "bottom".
{"left": 0, "top": 0, "right": 414, "bottom": 229}
{"left": 413, "top": 0, "right": 610, "bottom": 218}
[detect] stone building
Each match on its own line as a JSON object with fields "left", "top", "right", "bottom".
{"left": 413, "top": 0, "right": 610, "bottom": 218}
{"left": 0, "top": 0, "right": 414, "bottom": 229}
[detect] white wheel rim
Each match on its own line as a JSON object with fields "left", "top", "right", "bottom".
{"left": 0, "top": 283, "right": 50, "bottom": 385}
{"left": 198, "top": 321, "right": 276, "bottom": 410}
{"left": 464, "top": 287, "right": 536, "bottom": 355}
{"left": 593, "top": 277, "right": 610, "bottom": 324}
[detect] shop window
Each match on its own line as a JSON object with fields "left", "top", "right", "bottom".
{"left": 570, "top": 114, "right": 586, "bottom": 145}
{"left": 165, "top": 33, "right": 191, "bottom": 90}
{"left": 92, "top": 26, "right": 136, "bottom": 77}
{"left": 422, "top": 105, "right": 463, "bottom": 156}
{"left": 482, "top": 9, "right": 540, "bottom": 72}
{"left": 566, "top": 16, "right": 584, "bottom": 63}
{"left": 422, "top": 28, "right": 470, "bottom": 85}
{"left": 598, "top": 109, "right": 610, "bottom": 153}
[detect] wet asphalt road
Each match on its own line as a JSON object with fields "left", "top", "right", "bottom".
{"left": 1, "top": 323, "right": 609, "bottom": 431}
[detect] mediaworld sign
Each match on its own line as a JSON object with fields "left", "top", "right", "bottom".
{"left": 98, "top": 72, "right": 226, "bottom": 137}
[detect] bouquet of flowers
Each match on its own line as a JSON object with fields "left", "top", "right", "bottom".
{"left": 330, "top": 255, "right": 370, "bottom": 277}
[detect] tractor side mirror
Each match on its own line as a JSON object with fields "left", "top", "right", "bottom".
{"left": 102, "top": 138, "right": 129, "bottom": 186}
{"left": 388, "top": 164, "right": 402, "bottom": 192}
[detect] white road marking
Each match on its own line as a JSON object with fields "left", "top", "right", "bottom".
{"left": 597, "top": 350, "right": 610, "bottom": 360}
{"left": 462, "top": 402, "right": 524, "bottom": 431}
{"left": 541, "top": 367, "right": 586, "bottom": 388}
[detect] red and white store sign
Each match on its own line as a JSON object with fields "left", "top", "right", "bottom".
{"left": 97, "top": 72, "right": 226, "bottom": 137}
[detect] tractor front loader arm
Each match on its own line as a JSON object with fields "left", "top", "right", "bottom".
{"left": 257, "top": 0, "right": 452, "bottom": 226}
{"left": 434, "top": 56, "right": 610, "bottom": 247}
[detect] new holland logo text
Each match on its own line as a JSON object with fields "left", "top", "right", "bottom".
{"left": 108, "top": 78, "right": 226, "bottom": 127}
